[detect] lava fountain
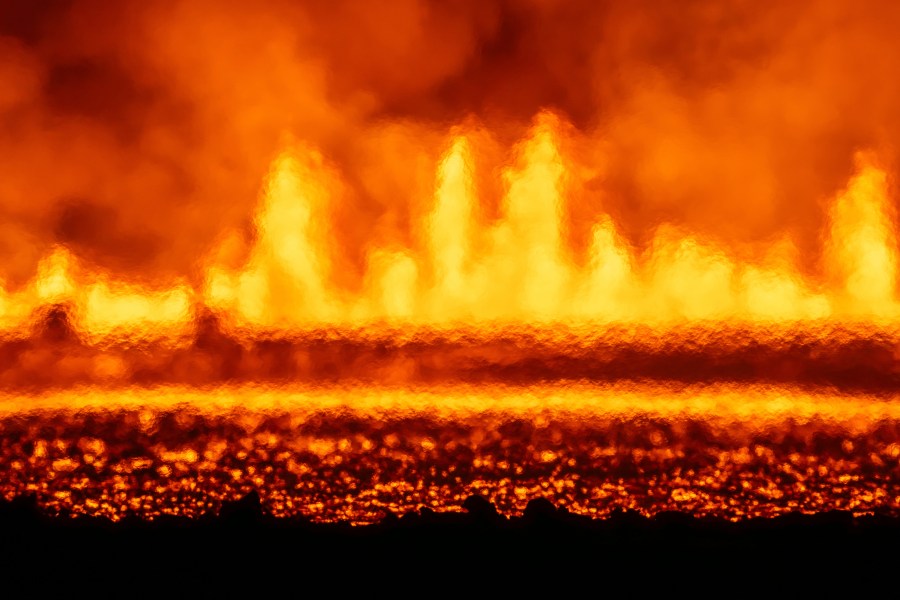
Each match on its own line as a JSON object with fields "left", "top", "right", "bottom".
{"left": 3, "top": 0, "right": 900, "bottom": 523}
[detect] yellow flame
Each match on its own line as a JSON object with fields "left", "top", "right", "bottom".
{"left": 826, "top": 153, "right": 898, "bottom": 317}
{"left": 428, "top": 136, "right": 474, "bottom": 319}
{"left": 203, "top": 124, "right": 896, "bottom": 328}
{"left": 647, "top": 229, "right": 737, "bottom": 321}
{"left": 365, "top": 249, "right": 419, "bottom": 320}
{"left": 499, "top": 115, "right": 571, "bottom": 319}
{"left": 204, "top": 147, "right": 338, "bottom": 327}
{"left": 82, "top": 282, "right": 193, "bottom": 339}
{"left": 577, "top": 215, "right": 635, "bottom": 320}
{"left": 35, "top": 246, "right": 76, "bottom": 303}
{"left": 0, "top": 113, "right": 896, "bottom": 338}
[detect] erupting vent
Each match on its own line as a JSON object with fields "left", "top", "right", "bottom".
{"left": 3, "top": 0, "right": 900, "bottom": 525}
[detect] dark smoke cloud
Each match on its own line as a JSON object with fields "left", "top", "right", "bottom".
{"left": 0, "top": 0, "right": 898, "bottom": 286}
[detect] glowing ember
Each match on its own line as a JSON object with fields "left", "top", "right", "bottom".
{"left": 4, "top": 384, "right": 900, "bottom": 523}
{"left": 2, "top": 1, "right": 900, "bottom": 523}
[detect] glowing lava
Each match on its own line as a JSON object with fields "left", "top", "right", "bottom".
{"left": 0, "top": 113, "right": 894, "bottom": 338}
{"left": 3, "top": 383, "right": 900, "bottom": 523}
{"left": 1, "top": 112, "right": 899, "bottom": 522}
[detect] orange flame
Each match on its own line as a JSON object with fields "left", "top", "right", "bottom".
{"left": 5, "top": 2, "right": 900, "bottom": 524}
{"left": 0, "top": 111, "right": 891, "bottom": 341}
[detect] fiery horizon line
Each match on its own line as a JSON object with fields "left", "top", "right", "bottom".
{"left": 0, "top": 112, "right": 895, "bottom": 340}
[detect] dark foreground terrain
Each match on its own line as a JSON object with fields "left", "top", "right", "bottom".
{"left": 1, "top": 492, "right": 898, "bottom": 595}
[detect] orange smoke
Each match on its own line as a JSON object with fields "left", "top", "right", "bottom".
{"left": 1, "top": 0, "right": 900, "bottom": 297}
{"left": 5, "top": 2, "right": 900, "bottom": 524}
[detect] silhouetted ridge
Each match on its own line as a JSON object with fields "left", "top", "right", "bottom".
{"left": 0, "top": 493, "right": 41, "bottom": 527}
{"left": 522, "top": 497, "right": 558, "bottom": 523}
{"left": 463, "top": 494, "right": 503, "bottom": 524}
{"left": 218, "top": 491, "right": 264, "bottom": 523}
{"left": 2, "top": 493, "right": 899, "bottom": 536}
